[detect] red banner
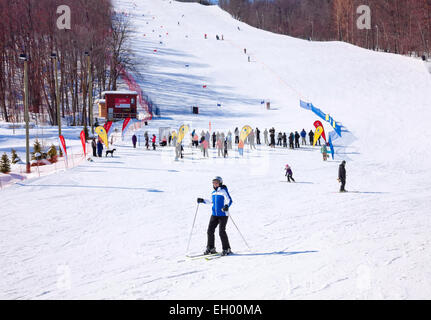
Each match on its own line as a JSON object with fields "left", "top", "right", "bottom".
{"left": 59, "top": 135, "right": 67, "bottom": 157}
{"left": 313, "top": 120, "right": 327, "bottom": 142}
{"left": 104, "top": 121, "right": 113, "bottom": 135}
{"left": 122, "top": 118, "right": 132, "bottom": 138}
{"left": 80, "top": 131, "right": 86, "bottom": 157}
{"left": 59, "top": 135, "right": 68, "bottom": 168}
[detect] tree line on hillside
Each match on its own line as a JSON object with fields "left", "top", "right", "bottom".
{"left": 0, "top": 0, "right": 136, "bottom": 126}
{"left": 216, "top": 0, "right": 430, "bottom": 57}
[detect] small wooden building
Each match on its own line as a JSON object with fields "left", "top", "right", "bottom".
{"left": 98, "top": 91, "right": 138, "bottom": 120}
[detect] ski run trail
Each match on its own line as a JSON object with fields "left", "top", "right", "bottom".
{"left": 1, "top": 0, "right": 431, "bottom": 299}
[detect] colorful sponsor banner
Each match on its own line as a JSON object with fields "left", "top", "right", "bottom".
{"left": 313, "top": 126, "right": 324, "bottom": 147}
{"left": 177, "top": 125, "right": 190, "bottom": 145}
{"left": 95, "top": 126, "right": 109, "bottom": 148}
{"left": 122, "top": 118, "right": 132, "bottom": 138}
{"left": 240, "top": 125, "right": 252, "bottom": 142}
{"left": 300, "top": 100, "right": 342, "bottom": 136}
{"left": 104, "top": 121, "right": 113, "bottom": 136}
{"left": 313, "top": 120, "right": 327, "bottom": 143}
{"left": 80, "top": 130, "right": 86, "bottom": 157}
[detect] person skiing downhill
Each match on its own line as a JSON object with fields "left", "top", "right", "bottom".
{"left": 197, "top": 177, "right": 233, "bottom": 256}
{"left": 285, "top": 164, "right": 295, "bottom": 183}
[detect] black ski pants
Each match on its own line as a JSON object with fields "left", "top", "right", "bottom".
{"left": 340, "top": 179, "right": 346, "bottom": 192}
{"left": 207, "top": 215, "right": 230, "bottom": 250}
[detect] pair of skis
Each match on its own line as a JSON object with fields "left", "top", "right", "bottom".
{"left": 186, "top": 252, "right": 225, "bottom": 261}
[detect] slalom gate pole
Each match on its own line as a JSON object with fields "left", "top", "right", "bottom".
{"left": 186, "top": 203, "right": 200, "bottom": 254}
{"left": 229, "top": 213, "right": 251, "bottom": 251}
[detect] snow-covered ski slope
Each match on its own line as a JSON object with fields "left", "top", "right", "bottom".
{"left": 119, "top": 0, "right": 431, "bottom": 169}
{"left": 1, "top": 0, "right": 431, "bottom": 299}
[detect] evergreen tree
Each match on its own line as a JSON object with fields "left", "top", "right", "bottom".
{"left": 0, "top": 153, "right": 11, "bottom": 174}
{"left": 47, "top": 144, "right": 58, "bottom": 162}
{"left": 11, "top": 149, "right": 20, "bottom": 164}
{"left": 32, "top": 140, "right": 42, "bottom": 160}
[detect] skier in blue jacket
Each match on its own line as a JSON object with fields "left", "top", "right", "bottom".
{"left": 197, "top": 176, "right": 233, "bottom": 256}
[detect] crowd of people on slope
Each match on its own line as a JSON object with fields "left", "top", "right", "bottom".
{"left": 266, "top": 128, "right": 322, "bottom": 149}
{"left": 131, "top": 126, "right": 332, "bottom": 160}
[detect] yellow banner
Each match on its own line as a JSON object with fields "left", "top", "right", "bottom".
{"left": 177, "top": 125, "right": 190, "bottom": 145}
{"left": 95, "top": 126, "right": 109, "bottom": 148}
{"left": 313, "top": 126, "right": 324, "bottom": 147}
{"left": 240, "top": 125, "right": 252, "bottom": 142}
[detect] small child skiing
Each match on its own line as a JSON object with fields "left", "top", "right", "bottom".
{"left": 321, "top": 144, "right": 328, "bottom": 161}
{"left": 285, "top": 164, "right": 295, "bottom": 183}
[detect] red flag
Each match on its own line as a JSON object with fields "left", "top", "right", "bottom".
{"left": 313, "top": 120, "right": 327, "bottom": 142}
{"left": 80, "top": 131, "right": 86, "bottom": 156}
{"left": 104, "top": 121, "right": 113, "bottom": 136}
{"left": 59, "top": 135, "right": 68, "bottom": 168}
{"left": 59, "top": 135, "right": 67, "bottom": 157}
{"left": 122, "top": 118, "right": 132, "bottom": 138}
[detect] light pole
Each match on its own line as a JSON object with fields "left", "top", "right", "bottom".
{"left": 84, "top": 51, "right": 94, "bottom": 136}
{"left": 19, "top": 53, "right": 31, "bottom": 173}
{"left": 50, "top": 52, "right": 61, "bottom": 137}
{"left": 375, "top": 25, "right": 379, "bottom": 51}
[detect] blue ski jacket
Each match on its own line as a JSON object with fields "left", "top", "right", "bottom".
{"left": 203, "top": 185, "right": 233, "bottom": 216}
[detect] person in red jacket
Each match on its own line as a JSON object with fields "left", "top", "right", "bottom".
{"left": 152, "top": 134, "right": 156, "bottom": 150}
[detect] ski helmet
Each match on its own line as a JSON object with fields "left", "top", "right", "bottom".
{"left": 212, "top": 176, "right": 223, "bottom": 184}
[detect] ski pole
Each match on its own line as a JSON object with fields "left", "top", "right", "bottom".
{"left": 229, "top": 213, "right": 251, "bottom": 251}
{"left": 186, "top": 203, "right": 200, "bottom": 254}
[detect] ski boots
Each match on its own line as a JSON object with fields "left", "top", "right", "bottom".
{"left": 204, "top": 247, "right": 217, "bottom": 255}
{"left": 221, "top": 248, "right": 232, "bottom": 256}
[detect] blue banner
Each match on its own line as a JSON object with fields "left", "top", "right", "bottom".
{"left": 300, "top": 100, "right": 342, "bottom": 137}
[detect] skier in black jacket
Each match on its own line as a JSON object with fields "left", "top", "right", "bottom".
{"left": 289, "top": 132, "right": 294, "bottom": 149}
{"left": 282, "top": 133, "right": 287, "bottom": 148}
{"left": 256, "top": 128, "right": 261, "bottom": 144}
{"left": 309, "top": 130, "right": 314, "bottom": 146}
{"left": 294, "top": 131, "right": 300, "bottom": 148}
{"left": 338, "top": 160, "right": 347, "bottom": 192}
{"left": 269, "top": 128, "right": 276, "bottom": 147}
{"left": 212, "top": 132, "right": 217, "bottom": 148}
